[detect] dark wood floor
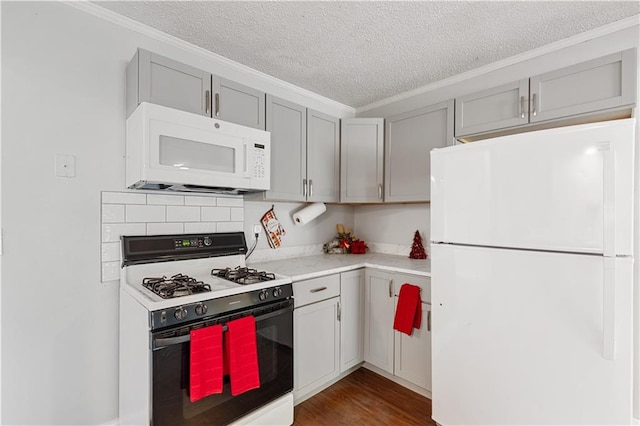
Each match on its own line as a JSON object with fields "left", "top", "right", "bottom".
{"left": 293, "top": 368, "right": 436, "bottom": 425}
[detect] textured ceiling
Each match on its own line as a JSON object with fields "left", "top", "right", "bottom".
{"left": 94, "top": 1, "right": 640, "bottom": 108}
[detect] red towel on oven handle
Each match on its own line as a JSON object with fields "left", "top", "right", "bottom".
{"left": 393, "top": 283, "right": 422, "bottom": 336}
{"left": 227, "top": 315, "right": 261, "bottom": 396}
{"left": 189, "top": 324, "right": 224, "bottom": 402}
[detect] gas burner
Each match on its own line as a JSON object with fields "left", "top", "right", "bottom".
{"left": 142, "top": 273, "right": 211, "bottom": 299}
{"left": 212, "top": 266, "right": 276, "bottom": 285}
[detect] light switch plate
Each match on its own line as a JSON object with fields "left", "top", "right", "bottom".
{"left": 55, "top": 154, "right": 76, "bottom": 178}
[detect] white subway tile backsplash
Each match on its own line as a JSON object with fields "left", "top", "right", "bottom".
{"left": 102, "top": 223, "right": 146, "bottom": 242}
{"left": 102, "top": 204, "right": 125, "bottom": 223}
{"left": 202, "top": 206, "right": 231, "bottom": 222}
{"left": 184, "top": 222, "right": 217, "bottom": 233}
{"left": 216, "top": 197, "right": 243, "bottom": 207}
{"left": 147, "top": 194, "right": 185, "bottom": 206}
{"left": 101, "top": 242, "right": 121, "bottom": 262}
{"left": 230, "top": 207, "right": 244, "bottom": 222}
{"left": 217, "top": 222, "right": 244, "bottom": 232}
{"left": 101, "top": 261, "right": 121, "bottom": 282}
{"left": 146, "top": 222, "right": 184, "bottom": 235}
{"left": 185, "top": 195, "right": 217, "bottom": 206}
{"left": 102, "top": 191, "right": 147, "bottom": 205}
{"left": 126, "top": 205, "right": 166, "bottom": 223}
{"left": 167, "top": 206, "right": 201, "bottom": 222}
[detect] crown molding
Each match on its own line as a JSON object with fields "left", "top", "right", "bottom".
{"left": 63, "top": 1, "right": 356, "bottom": 117}
{"left": 357, "top": 14, "right": 640, "bottom": 114}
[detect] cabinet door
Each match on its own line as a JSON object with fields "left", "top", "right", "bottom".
{"left": 265, "top": 95, "right": 307, "bottom": 201}
{"left": 340, "top": 118, "right": 385, "bottom": 203}
{"left": 294, "top": 297, "right": 340, "bottom": 401}
{"left": 530, "top": 48, "right": 637, "bottom": 124}
{"left": 394, "top": 301, "right": 432, "bottom": 391}
{"left": 340, "top": 269, "right": 365, "bottom": 373}
{"left": 137, "top": 49, "right": 212, "bottom": 117}
{"left": 213, "top": 77, "right": 265, "bottom": 130}
{"left": 385, "top": 100, "right": 454, "bottom": 202}
{"left": 307, "top": 109, "right": 340, "bottom": 202}
{"left": 364, "top": 269, "right": 394, "bottom": 374}
{"left": 455, "top": 79, "right": 529, "bottom": 137}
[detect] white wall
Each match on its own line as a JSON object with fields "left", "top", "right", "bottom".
{"left": 354, "top": 204, "right": 429, "bottom": 256}
{"left": 0, "top": 2, "right": 351, "bottom": 424}
{"left": 244, "top": 201, "right": 355, "bottom": 262}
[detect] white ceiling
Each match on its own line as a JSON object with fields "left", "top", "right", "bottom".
{"left": 94, "top": 1, "right": 640, "bottom": 108}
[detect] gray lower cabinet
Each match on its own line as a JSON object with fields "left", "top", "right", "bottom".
{"left": 213, "top": 77, "right": 266, "bottom": 130}
{"left": 385, "top": 100, "right": 454, "bottom": 202}
{"left": 127, "top": 48, "right": 211, "bottom": 118}
{"left": 339, "top": 269, "right": 365, "bottom": 373}
{"left": 340, "top": 118, "right": 385, "bottom": 203}
{"left": 262, "top": 96, "right": 340, "bottom": 202}
{"left": 455, "top": 48, "right": 637, "bottom": 138}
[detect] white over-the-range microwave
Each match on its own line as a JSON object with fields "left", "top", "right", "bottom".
{"left": 126, "top": 102, "right": 271, "bottom": 195}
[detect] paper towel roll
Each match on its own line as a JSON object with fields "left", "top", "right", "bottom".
{"left": 293, "top": 202, "right": 327, "bottom": 226}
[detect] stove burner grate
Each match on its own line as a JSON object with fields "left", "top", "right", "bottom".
{"left": 211, "top": 266, "right": 276, "bottom": 285}
{"left": 142, "top": 273, "right": 211, "bottom": 299}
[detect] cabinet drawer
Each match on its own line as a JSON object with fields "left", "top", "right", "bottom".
{"left": 294, "top": 274, "right": 340, "bottom": 308}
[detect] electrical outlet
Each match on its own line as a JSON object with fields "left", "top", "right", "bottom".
{"left": 253, "top": 224, "right": 261, "bottom": 235}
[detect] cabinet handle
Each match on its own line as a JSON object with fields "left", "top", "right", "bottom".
{"left": 532, "top": 93, "right": 537, "bottom": 117}
{"left": 388, "top": 279, "right": 393, "bottom": 298}
{"left": 520, "top": 96, "right": 526, "bottom": 119}
{"left": 310, "top": 286, "right": 327, "bottom": 293}
{"left": 215, "top": 93, "right": 220, "bottom": 116}
{"left": 309, "top": 179, "right": 313, "bottom": 198}
{"left": 205, "top": 90, "right": 211, "bottom": 115}
{"left": 337, "top": 301, "right": 341, "bottom": 321}
{"left": 427, "top": 309, "right": 431, "bottom": 332}
{"left": 303, "top": 179, "right": 307, "bottom": 196}
{"left": 378, "top": 184, "right": 383, "bottom": 199}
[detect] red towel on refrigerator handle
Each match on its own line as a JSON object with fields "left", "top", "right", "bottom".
{"left": 189, "top": 324, "right": 224, "bottom": 402}
{"left": 393, "top": 283, "right": 422, "bottom": 336}
{"left": 227, "top": 315, "right": 261, "bottom": 396}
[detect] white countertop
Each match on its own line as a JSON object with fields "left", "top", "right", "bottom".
{"left": 248, "top": 253, "right": 431, "bottom": 281}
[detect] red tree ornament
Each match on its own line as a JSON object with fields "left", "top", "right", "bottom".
{"left": 409, "top": 230, "right": 427, "bottom": 259}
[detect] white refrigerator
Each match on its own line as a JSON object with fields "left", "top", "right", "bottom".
{"left": 430, "top": 118, "right": 637, "bottom": 425}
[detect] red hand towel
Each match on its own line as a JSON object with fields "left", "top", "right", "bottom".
{"left": 189, "top": 324, "right": 223, "bottom": 402}
{"left": 393, "top": 283, "right": 422, "bottom": 336}
{"left": 227, "top": 316, "right": 261, "bottom": 396}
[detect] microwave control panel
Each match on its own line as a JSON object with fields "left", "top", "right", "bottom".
{"left": 253, "top": 143, "right": 266, "bottom": 179}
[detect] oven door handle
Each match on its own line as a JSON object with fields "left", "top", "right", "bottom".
{"left": 152, "top": 303, "right": 294, "bottom": 350}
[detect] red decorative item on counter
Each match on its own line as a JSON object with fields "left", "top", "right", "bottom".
{"left": 409, "top": 230, "right": 427, "bottom": 259}
{"left": 349, "top": 239, "right": 368, "bottom": 254}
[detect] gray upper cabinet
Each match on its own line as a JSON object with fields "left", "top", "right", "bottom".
{"left": 385, "top": 100, "right": 454, "bottom": 202}
{"left": 264, "top": 95, "right": 307, "bottom": 201}
{"left": 455, "top": 48, "right": 637, "bottom": 138}
{"left": 455, "top": 79, "right": 529, "bottom": 137}
{"left": 340, "top": 118, "right": 384, "bottom": 203}
{"left": 126, "top": 49, "right": 211, "bottom": 118}
{"left": 529, "top": 49, "right": 637, "bottom": 124}
{"left": 213, "top": 77, "right": 266, "bottom": 130}
{"left": 307, "top": 109, "right": 340, "bottom": 202}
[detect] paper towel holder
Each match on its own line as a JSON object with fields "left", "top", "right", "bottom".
{"left": 292, "top": 202, "right": 326, "bottom": 226}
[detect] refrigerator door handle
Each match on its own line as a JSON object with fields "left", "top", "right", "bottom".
{"left": 602, "top": 257, "right": 616, "bottom": 360}
{"left": 602, "top": 142, "right": 615, "bottom": 257}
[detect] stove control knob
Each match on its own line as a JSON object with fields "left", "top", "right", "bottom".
{"left": 203, "top": 237, "right": 212, "bottom": 246}
{"left": 195, "top": 303, "right": 208, "bottom": 316}
{"left": 272, "top": 287, "right": 283, "bottom": 297}
{"left": 174, "top": 307, "right": 188, "bottom": 321}
{"left": 259, "top": 289, "right": 269, "bottom": 301}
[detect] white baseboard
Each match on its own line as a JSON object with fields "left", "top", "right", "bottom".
{"left": 362, "top": 362, "right": 432, "bottom": 399}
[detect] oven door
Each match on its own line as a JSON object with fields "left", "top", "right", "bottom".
{"left": 150, "top": 300, "right": 293, "bottom": 426}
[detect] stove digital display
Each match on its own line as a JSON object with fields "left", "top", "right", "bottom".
{"left": 174, "top": 238, "right": 205, "bottom": 249}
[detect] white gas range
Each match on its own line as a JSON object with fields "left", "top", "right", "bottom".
{"left": 118, "top": 232, "right": 294, "bottom": 426}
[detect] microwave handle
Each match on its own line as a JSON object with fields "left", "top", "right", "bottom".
{"left": 243, "top": 142, "right": 251, "bottom": 177}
